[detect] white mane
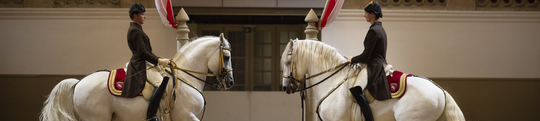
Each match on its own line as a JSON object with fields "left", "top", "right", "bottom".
{"left": 182, "top": 36, "right": 221, "bottom": 48}
{"left": 293, "top": 39, "right": 347, "bottom": 70}
{"left": 172, "top": 35, "right": 231, "bottom": 61}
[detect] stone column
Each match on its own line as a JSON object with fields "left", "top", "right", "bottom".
{"left": 176, "top": 8, "right": 190, "bottom": 51}
{"left": 304, "top": 9, "right": 319, "bottom": 41}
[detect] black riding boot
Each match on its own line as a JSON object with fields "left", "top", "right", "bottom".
{"left": 146, "top": 77, "right": 170, "bottom": 121}
{"left": 349, "top": 86, "right": 374, "bottom": 121}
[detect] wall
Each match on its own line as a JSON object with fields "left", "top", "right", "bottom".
{"left": 202, "top": 91, "right": 302, "bottom": 121}
{"left": 0, "top": 8, "right": 177, "bottom": 75}
{"left": 322, "top": 10, "right": 540, "bottom": 78}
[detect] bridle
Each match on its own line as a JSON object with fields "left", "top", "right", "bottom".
{"left": 282, "top": 40, "right": 349, "bottom": 93}
{"left": 162, "top": 40, "right": 232, "bottom": 121}
{"left": 170, "top": 42, "right": 233, "bottom": 90}
{"left": 282, "top": 40, "right": 350, "bottom": 121}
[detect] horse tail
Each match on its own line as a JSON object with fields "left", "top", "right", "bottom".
{"left": 440, "top": 90, "right": 465, "bottom": 121}
{"left": 40, "top": 78, "right": 80, "bottom": 121}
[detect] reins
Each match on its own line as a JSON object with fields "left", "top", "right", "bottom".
{"left": 169, "top": 61, "right": 222, "bottom": 89}
{"left": 160, "top": 41, "right": 232, "bottom": 120}
{"left": 289, "top": 62, "right": 349, "bottom": 121}
{"left": 168, "top": 42, "right": 233, "bottom": 90}
{"left": 289, "top": 62, "right": 350, "bottom": 92}
{"left": 164, "top": 68, "right": 208, "bottom": 121}
{"left": 284, "top": 40, "right": 352, "bottom": 121}
{"left": 315, "top": 78, "right": 349, "bottom": 121}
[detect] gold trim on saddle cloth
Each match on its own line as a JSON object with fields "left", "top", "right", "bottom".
{"left": 108, "top": 69, "right": 122, "bottom": 96}
{"left": 391, "top": 73, "right": 408, "bottom": 98}
{"left": 107, "top": 69, "right": 142, "bottom": 96}
{"left": 364, "top": 72, "right": 409, "bottom": 103}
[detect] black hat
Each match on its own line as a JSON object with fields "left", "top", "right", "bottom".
{"left": 129, "top": 3, "right": 146, "bottom": 14}
{"left": 364, "top": 1, "right": 382, "bottom": 15}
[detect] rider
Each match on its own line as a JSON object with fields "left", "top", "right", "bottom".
{"left": 348, "top": 1, "right": 389, "bottom": 121}
{"left": 122, "top": 3, "right": 172, "bottom": 121}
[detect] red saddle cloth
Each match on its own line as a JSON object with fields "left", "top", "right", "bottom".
{"left": 107, "top": 68, "right": 141, "bottom": 96}
{"left": 386, "top": 70, "right": 412, "bottom": 98}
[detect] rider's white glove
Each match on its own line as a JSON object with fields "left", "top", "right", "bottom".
{"left": 158, "top": 58, "right": 171, "bottom": 67}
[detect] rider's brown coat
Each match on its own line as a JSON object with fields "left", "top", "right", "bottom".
{"left": 351, "top": 21, "right": 392, "bottom": 100}
{"left": 121, "top": 22, "right": 160, "bottom": 98}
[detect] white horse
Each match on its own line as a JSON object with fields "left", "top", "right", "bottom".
{"left": 281, "top": 39, "right": 465, "bottom": 121}
{"left": 40, "top": 34, "right": 234, "bottom": 121}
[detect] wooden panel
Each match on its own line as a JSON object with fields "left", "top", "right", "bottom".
{"left": 0, "top": 74, "right": 86, "bottom": 121}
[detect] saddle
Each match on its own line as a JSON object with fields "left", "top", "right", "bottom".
{"left": 106, "top": 63, "right": 176, "bottom": 121}
{"left": 106, "top": 64, "right": 168, "bottom": 100}
{"left": 348, "top": 64, "right": 411, "bottom": 104}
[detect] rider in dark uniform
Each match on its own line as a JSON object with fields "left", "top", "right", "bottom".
{"left": 348, "top": 1, "right": 389, "bottom": 121}
{"left": 123, "top": 3, "right": 171, "bottom": 121}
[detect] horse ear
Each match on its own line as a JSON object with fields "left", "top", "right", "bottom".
{"left": 219, "top": 33, "right": 225, "bottom": 43}
{"left": 288, "top": 39, "right": 294, "bottom": 50}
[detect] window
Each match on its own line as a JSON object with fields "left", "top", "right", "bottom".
{"left": 199, "top": 24, "right": 304, "bottom": 91}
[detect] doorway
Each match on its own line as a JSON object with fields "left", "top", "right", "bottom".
{"left": 198, "top": 24, "right": 305, "bottom": 91}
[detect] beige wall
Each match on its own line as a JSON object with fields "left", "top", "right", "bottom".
{"left": 202, "top": 91, "right": 302, "bottom": 121}
{"left": 0, "top": 8, "right": 177, "bottom": 75}
{"left": 323, "top": 10, "right": 540, "bottom": 78}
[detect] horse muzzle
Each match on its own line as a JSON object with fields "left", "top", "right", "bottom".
{"left": 219, "top": 71, "right": 234, "bottom": 90}
{"left": 283, "top": 82, "right": 299, "bottom": 94}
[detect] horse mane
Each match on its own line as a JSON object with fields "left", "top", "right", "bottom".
{"left": 294, "top": 39, "right": 347, "bottom": 70}
{"left": 172, "top": 36, "right": 220, "bottom": 62}
{"left": 182, "top": 35, "right": 219, "bottom": 47}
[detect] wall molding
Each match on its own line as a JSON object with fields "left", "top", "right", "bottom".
{"left": 0, "top": 8, "right": 161, "bottom": 20}
{"left": 337, "top": 9, "right": 540, "bottom": 23}
{"left": 3, "top": 8, "right": 540, "bottom": 23}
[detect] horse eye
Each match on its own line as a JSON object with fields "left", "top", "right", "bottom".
{"left": 224, "top": 56, "right": 230, "bottom": 60}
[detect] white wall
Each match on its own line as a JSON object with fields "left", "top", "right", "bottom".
{"left": 323, "top": 10, "right": 540, "bottom": 78}
{"left": 202, "top": 91, "right": 302, "bottom": 121}
{"left": 0, "top": 8, "right": 177, "bottom": 75}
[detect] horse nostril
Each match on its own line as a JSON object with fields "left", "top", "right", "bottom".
{"left": 229, "top": 81, "right": 234, "bottom": 86}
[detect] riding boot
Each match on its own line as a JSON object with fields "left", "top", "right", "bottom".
{"left": 349, "top": 86, "right": 374, "bottom": 121}
{"left": 146, "top": 77, "right": 170, "bottom": 121}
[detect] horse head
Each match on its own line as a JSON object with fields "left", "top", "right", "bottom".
{"left": 280, "top": 39, "right": 348, "bottom": 94}
{"left": 207, "top": 33, "right": 234, "bottom": 90}
{"left": 173, "top": 33, "right": 234, "bottom": 90}
{"left": 281, "top": 39, "right": 308, "bottom": 94}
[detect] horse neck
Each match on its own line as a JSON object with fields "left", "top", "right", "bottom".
{"left": 296, "top": 43, "right": 349, "bottom": 100}
{"left": 304, "top": 67, "right": 353, "bottom": 121}
{"left": 306, "top": 66, "right": 351, "bottom": 99}
{"left": 173, "top": 39, "right": 219, "bottom": 90}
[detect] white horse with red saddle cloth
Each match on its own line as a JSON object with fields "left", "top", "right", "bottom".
{"left": 281, "top": 39, "right": 465, "bottom": 121}
{"left": 40, "top": 34, "right": 234, "bottom": 121}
